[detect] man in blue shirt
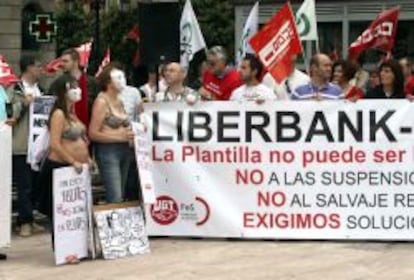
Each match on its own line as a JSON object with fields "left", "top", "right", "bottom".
{"left": 292, "top": 54, "right": 343, "bottom": 100}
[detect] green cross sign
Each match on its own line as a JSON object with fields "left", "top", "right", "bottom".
{"left": 29, "top": 13, "right": 57, "bottom": 43}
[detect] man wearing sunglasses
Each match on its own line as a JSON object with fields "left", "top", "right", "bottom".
{"left": 200, "top": 46, "right": 242, "bottom": 101}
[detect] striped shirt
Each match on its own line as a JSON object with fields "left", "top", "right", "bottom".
{"left": 292, "top": 82, "right": 343, "bottom": 100}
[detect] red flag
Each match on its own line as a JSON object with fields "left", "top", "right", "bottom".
{"left": 329, "top": 45, "right": 339, "bottom": 62}
{"left": 44, "top": 57, "right": 62, "bottom": 74}
{"left": 132, "top": 49, "right": 141, "bottom": 67}
{"left": 75, "top": 40, "right": 93, "bottom": 68}
{"left": 126, "top": 25, "right": 140, "bottom": 42}
{"left": 125, "top": 25, "right": 141, "bottom": 67}
{"left": 0, "top": 55, "right": 19, "bottom": 86}
{"left": 249, "top": 3, "right": 302, "bottom": 84}
{"left": 95, "top": 48, "right": 111, "bottom": 77}
{"left": 349, "top": 6, "right": 400, "bottom": 59}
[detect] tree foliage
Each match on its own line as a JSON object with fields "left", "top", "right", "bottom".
{"left": 55, "top": 0, "right": 235, "bottom": 73}
{"left": 191, "top": 0, "right": 234, "bottom": 58}
{"left": 55, "top": 1, "right": 93, "bottom": 56}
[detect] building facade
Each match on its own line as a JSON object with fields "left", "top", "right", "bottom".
{"left": 0, "top": 0, "right": 57, "bottom": 75}
{"left": 0, "top": 0, "right": 139, "bottom": 76}
{"left": 234, "top": 0, "right": 414, "bottom": 68}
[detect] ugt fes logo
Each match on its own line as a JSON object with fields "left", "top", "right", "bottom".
{"left": 150, "top": 195, "right": 210, "bottom": 226}
{"left": 150, "top": 195, "right": 179, "bottom": 225}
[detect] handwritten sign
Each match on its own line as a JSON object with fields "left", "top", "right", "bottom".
{"left": 53, "top": 165, "right": 93, "bottom": 265}
{"left": 132, "top": 122, "right": 156, "bottom": 204}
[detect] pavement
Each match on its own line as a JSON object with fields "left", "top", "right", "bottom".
{"left": 1, "top": 233, "right": 414, "bottom": 280}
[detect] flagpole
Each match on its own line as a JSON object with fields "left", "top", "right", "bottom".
{"left": 302, "top": 50, "right": 310, "bottom": 73}
{"left": 315, "top": 39, "right": 320, "bottom": 54}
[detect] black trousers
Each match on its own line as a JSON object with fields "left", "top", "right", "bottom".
{"left": 13, "top": 155, "right": 34, "bottom": 225}
{"left": 38, "top": 158, "right": 69, "bottom": 248}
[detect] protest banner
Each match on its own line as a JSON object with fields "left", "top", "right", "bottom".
{"left": 94, "top": 202, "right": 150, "bottom": 260}
{"left": 132, "top": 122, "right": 156, "bottom": 204}
{"left": 144, "top": 101, "right": 414, "bottom": 240}
{"left": 53, "top": 165, "right": 93, "bottom": 265}
{"left": 27, "top": 96, "right": 55, "bottom": 166}
{"left": 0, "top": 125, "right": 12, "bottom": 248}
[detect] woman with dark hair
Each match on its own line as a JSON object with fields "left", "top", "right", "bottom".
{"left": 365, "top": 60, "right": 406, "bottom": 99}
{"left": 332, "top": 60, "right": 364, "bottom": 100}
{"left": 89, "top": 63, "right": 134, "bottom": 204}
{"left": 38, "top": 73, "right": 91, "bottom": 264}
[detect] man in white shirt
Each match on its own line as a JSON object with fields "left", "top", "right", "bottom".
{"left": 262, "top": 54, "right": 310, "bottom": 100}
{"left": 139, "top": 67, "right": 157, "bottom": 102}
{"left": 120, "top": 84, "right": 142, "bottom": 123}
{"left": 154, "top": 62, "right": 198, "bottom": 104}
{"left": 230, "top": 54, "right": 275, "bottom": 102}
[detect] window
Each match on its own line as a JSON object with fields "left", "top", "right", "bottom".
{"left": 394, "top": 21, "right": 414, "bottom": 60}
{"left": 318, "top": 22, "right": 342, "bottom": 58}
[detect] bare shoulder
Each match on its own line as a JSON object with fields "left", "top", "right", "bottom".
{"left": 93, "top": 93, "right": 108, "bottom": 107}
{"left": 50, "top": 108, "right": 64, "bottom": 120}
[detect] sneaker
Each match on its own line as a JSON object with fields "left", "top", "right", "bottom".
{"left": 19, "top": 224, "right": 32, "bottom": 237}
{"left": 32, "top": 223, "right": 46, "bottom": 233}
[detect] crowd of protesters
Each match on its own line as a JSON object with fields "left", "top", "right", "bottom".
{"left": 0, "top": 45, "right": 413, "bottom": 262}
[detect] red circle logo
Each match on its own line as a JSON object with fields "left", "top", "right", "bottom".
{"left": 150, "top": 195, "right": 179, "bottom": 225}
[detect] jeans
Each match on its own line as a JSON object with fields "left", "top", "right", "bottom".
{"left": 95, "top": 143, "right": 132, "bottom": 203}
{"left": 13, "top": 155, "right": 34, "bottom": 225}
{"left": 125, "top": 148, "right": 142, "bottom": 202}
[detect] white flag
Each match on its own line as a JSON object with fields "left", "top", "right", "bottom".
{"left": 296, "top": 0, "right": 318, "bottom": 41}
{"left": 237, "top": 2, "right": 259, "bottom": 65}
{"left": 180, "top": 0, "right": 206, "bottom": 68}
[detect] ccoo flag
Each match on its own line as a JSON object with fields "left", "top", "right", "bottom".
{"left": 180, "top": 0, "right": 207, "bottom": 69}
{"left": 348, "top": 6, "right": 400, "bottom": 59}
{"left": 295, "top": 0, "right": 318, "bottom": 41}
{"left": 237, "top": 2, "right": 259, "bottom": 65}
{"left": 249, "top": 3, "right": 302, "bottom": 84}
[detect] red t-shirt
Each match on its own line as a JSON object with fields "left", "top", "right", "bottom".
{"left": 404, "top": 75, "right": 414, "bottom": 96}
{"left": 203, "top": 68, "right": 242, "bottom": 100}
{"left": 74, "top": 73, "right": 89, "bottom": 127}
